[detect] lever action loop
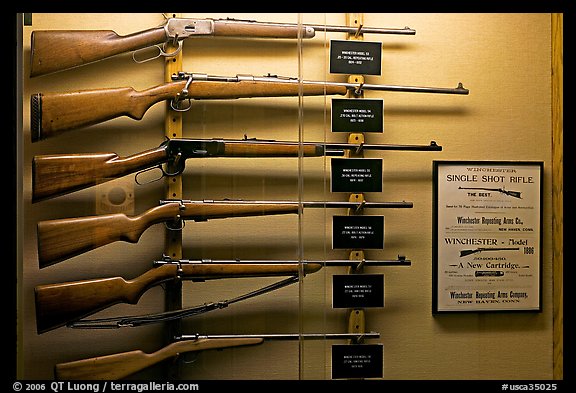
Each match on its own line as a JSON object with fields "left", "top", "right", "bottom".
{"left": 132, "top": 41, "right": 183, "bottom": 64}
{"left": 134, "top": 165, "right": 165, "bottom": 185}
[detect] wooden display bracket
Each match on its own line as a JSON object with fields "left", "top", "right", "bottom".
{"left": 162, "top": 12, "right": 184, "bottom": 379}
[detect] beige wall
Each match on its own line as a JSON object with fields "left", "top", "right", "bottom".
{"left": 18, "top": 13, "right": 553, "bottom": 380}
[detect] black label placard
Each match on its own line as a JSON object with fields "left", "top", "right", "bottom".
{"left": 332, "top": 344, "right": 384, "bottom": 379}
{"left": 331, "top": 98, "right": 383, "bottom": 133}
{"left": 332, "top": 215, "right": 384, "bottom": 249}
{"left": 329, "top": 40, "right": 382, "bottom": 75}
{"left": 332, "top": 274, "right": 384, "bottom": 308}
{"left": 331, "top": 158, "right": 383, "bottom": 193}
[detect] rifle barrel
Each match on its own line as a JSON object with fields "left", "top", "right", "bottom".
{"left": 153, "top": 258, "right": 412, "bottom": 267}
{"left": 161, "top": 199, "right": 414, "bottom": 209}
{"left": 174, "top": 72, "right": 469, "bottom": 95}
{"left": 305, "top": 24, "right": 416, "bottom": 35}
{"left": 179, "top": 332, "right": 380, "bottom": 340}
{"left": 322, "top": 141, "right": 441, "bottom": 152}
{"left": 301, "top": 200, "right": 413, "bottom": 209}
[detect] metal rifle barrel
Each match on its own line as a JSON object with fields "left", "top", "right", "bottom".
{"left": 317, "top": 80, "right": 469, "bottom": 95}
{"left": 153, "top": 258, "right": 411, "bottom": 266}
{"left": 178, "top": 332, "right": 380, "bottom": 340}
{"left": 219, "top": 19, "right": 415, "bottom": 35}
{"left": 304, "top": 24, "right": 416, "bottom": 35}
{"left": 165, "top": 199, "right": 413, "bottom": 208}
{"left": 174, "top": 73, "right": 469, "bottom": 95}
{"left": 301, "top": 201, "right": 413, "bottom": 208}
{"left": 322, "top": 141, "right": 442, "bottom": 153}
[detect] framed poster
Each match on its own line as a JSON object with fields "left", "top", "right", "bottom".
{"left": 432, "top": 161, "right": 543, "bottom": 313}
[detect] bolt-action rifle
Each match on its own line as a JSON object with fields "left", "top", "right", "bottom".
{"left": 458, "top": 186, "right": 522, "bottom": 199}
{"left": 35, "top": 256, "right": 411, "bottom": 334}
{"left": 30, "top": 72, "right": 469, "bottom": 142}
{"left": 30, "top": 16, "right": 416, "bottom": 77}
{"left": 54, "top": 331, "right": 380, "bottom": 380}
{"left": 459, "top": 247, "right": 520, "bottom": 257}
{"left": 32, "top": 137, "right": 442, "bottom": 202}
{"left": 38, "top": 198, "right": 412, "bottom": 267}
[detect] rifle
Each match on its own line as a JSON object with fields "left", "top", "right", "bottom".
{"left": 35, "top": 256, "right": 411, "bottom": 333}
{"left": 54, "top": 331, "right": 380, "bottom": 380}
{"left": 29, "top": 15, "right": 416, "bottom": 77}
{"left": 38, "top": 199, "right": 412, "bottom": 267}
{"left": 459, "top": 247, "right": 520, "bottom": 257}
{"left": 458, "top": 186, "right": 522, "bottom": 199}
{"left": 30, "top": 72, "right": 469, "bottom": 142}
{"left": 32, "top": 137, "right": 442, "bottom": 202}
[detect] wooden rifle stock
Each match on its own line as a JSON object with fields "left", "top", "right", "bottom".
{"left": 32, "top": 140, "right": 323, "bottom": 203}
{"left": 37, "top": 201, "right": 299, "bottom": 267}
{"left": 30, "top": 27, "right": 167, "bottom": 78}
{"left": 54, "top": 338, "right": 263, "bottom": 380}
{"left": 35, "top": 262, "right": 321, "bottom": 334}
{"left": 31, "top": 80, "right": 346, "bottom": 142}
{"left": 32, "top": 146, "right": 168, "bottom": 203}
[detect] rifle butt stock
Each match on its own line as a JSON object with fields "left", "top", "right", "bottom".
{"left": 30, "top": 28, "right": 167, "bottom": 77}
{"left": 32, "top": 146, "right": 168, "bottom": 202}
{"left": 54, "top": 338, "right": 263, "bottom": 380}
{"left": 37, "top": 209, "right": 164, "bottom": 268}
{"left": 34, "top": 265, "right": 178, "bottom": 333}
{"left": 35, "top": 277, "right": 138, "bottom": 334}
{"left": 30, "top": 81, "right": 186, "bottom": 142}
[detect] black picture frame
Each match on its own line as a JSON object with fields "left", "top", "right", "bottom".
{"left": 432, "top": 161, "right": 543, "bottom": 313}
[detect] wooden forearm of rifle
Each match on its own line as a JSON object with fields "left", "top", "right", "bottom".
{"left": 184, "top": 79, "right": 347, "bottom": 99}
{"left": 178, "top": 201, "right": 299, "bottom": 221}
{"left": 30, "top": 81, "right": 186, "bottom": 142}
{"left": 30, "top": 28, "right": 167, "bottom": 77}
{"left": 32, "top": 146, "right": 168, "bottom": 202}
{"left": 54, "top": 338, "right": 263, "bottom": 380}
{"left": 34, "top": 264, "right": 178, "bottom": 334}
{"left": 222, "top": 141, "right": 322, "bottom": 157}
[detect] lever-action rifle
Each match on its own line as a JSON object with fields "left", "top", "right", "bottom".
{"left": 458, "top": 186, "right": 522, "bottom": 199}
{"left": 30, "top": 16, "right": 416, "bottom": 77}
{"left": 30, "top": 72, "right": 469, "bottom": 142}
{"left": 459, "top": 247, "right": 520, "bottom": 257}
{"left": 32, "top": 137, "right": 441, "bottom": 202}
{"left": 54, "top": 331, "right": 380, "bottom": 380}
{"left": 35, "top": 256, "right": 411, "bottom": 334}
{"left": 38, "top": 199, "right": 412, "bottom": 267}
